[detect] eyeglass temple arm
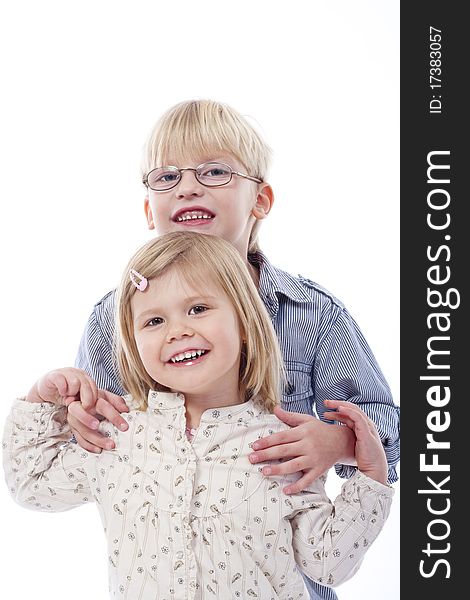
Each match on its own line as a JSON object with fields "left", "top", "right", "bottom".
{"left": 235, "top": 172, "right": 263, "bottom": 183}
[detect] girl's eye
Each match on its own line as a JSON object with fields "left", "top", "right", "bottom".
{"left": 188, "top": 305, "right": 208, "bottom": 315}
{"left": 146, "top": 317, "right": 164, "bottom": 327}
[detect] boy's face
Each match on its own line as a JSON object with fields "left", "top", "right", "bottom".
{"left": 132, "top": 268, "right": 243, "bottom": 405}
{"left": 144, "top": 155, "right": 272, "bottom": 258}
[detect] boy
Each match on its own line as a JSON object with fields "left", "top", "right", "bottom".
{"left": 69, "top": 99, "right": 400, "bottom": 600}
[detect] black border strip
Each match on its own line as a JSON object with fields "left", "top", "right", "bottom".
{"left": 401, "top": 3, "right": 466, "bottom": 596}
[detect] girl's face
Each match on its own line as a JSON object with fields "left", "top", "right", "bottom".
{"left": 131, "top": 268, "right": 243, "bottom": 403}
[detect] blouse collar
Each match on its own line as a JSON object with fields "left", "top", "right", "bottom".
{"left": 146, "top": 390, "right": 261, "bottom": 424}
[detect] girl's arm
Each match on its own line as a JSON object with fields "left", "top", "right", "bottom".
{"left": 289, "top": 400, "right": 394, "bottom": 586}
{"left": 289, "top": 470, "right": 394, "bottom": 586}
{"left": 2, "top": 368, "right": 98, "bottom": 511}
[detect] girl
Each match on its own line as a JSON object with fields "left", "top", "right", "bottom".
{"left": 3, "top": 231, "right": 393, "bottom": 600}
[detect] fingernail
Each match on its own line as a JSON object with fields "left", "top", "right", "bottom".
{"left": 263, "top": 467, "right": 272, "bottom": 475}
{"left": 91, "top": 420, "right": 100, "bottom": 429}
{"left": 120, "top": 422, "right": 128, "bottom": 431}
{"left": 251, "top": 442, "right": 260, "bottom": 450}
{"left": 249, "top": 453, "right": 258, "bottom": 463}
{"left": 105, "top": 441, "right": 114, "bottom": 450}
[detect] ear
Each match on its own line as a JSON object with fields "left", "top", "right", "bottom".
{"left": 251, "top": 183, "right": 274, "bottom": 220}
{"left": 144, "top": 195, "right": 156, "bottom": 230}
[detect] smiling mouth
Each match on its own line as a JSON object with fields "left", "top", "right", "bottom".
{"left": 169, "top": 349, "right": 209, "bottom": 364}
{"left": 173, "top": 210, "right": 215, "bottom": 223}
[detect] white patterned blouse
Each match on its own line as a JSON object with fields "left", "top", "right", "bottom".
{"left": 3, "top": 391, "right": 394, "bottom": 600}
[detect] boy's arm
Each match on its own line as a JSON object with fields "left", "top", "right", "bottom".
{"left": 71, "top": 294, "right": 129, "bottom": 452}
{"left": 249, "top": 308, "right": 400, "bottom": 490}
{"left": 312, "top": 308, "right": 400, "bottom": 482}
{"left": 3, "top": 399, "right": 92, "bottom": 511}
{"left": 290, "top": 471, "right": 394, "bottom": 587}
{"left": 75, "top": 292, "right": 124, "bottom": 394}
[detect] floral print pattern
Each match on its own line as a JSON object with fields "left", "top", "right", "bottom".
{"left": 3, "top": 392, "right": 394, "bottom": 599}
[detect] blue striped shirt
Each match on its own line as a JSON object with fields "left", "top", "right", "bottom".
{"left": 75, "top": 251, "right": 400, "bottom": 600}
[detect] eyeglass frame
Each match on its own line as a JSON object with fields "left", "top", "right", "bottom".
{"left": 142, "top": 161, "right": 263, "bottom": 192}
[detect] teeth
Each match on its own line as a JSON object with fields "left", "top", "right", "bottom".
{"left": 170, "top": 349, "right": 206, "bottom": 363}
{"left": 176, "top": 211, "right": 213, "bottom": 222}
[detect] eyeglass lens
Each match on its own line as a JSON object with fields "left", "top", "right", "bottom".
{"left": 147, "top": 162, "right": 233, "bottom": 191}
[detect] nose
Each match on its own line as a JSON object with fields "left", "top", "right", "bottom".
{"left": 175, "top": 169, "right": 204, "bottom": 199}
{"left": 166, "top": 321, "right": 195, "bottom": 343}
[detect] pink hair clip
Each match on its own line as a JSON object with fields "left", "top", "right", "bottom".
{"left": 130, "top": 269, "right": 148, "bottom": 291}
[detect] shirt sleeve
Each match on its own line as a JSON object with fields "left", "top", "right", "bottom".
{"left": 289, "top": 471, "right": 394, "bottom": 587}
{"left": 2, "top": 399, "right": 92, "bottom": 512}
{"left": 74, "top": 291, "right": 126, "bottom": 395}
{"left": 313, "top": 307, "right": 400, "bottom": 483}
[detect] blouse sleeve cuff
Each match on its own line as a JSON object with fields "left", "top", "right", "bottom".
{"left": 10, "top": 398, "right": 68, "bottom": 437}
{"left": 344, "top": 469, "right": 395, "bottom": 499}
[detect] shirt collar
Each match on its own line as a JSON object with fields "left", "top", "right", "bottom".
{"left": 249, "top": 251, "right": 313, "bottom": 317}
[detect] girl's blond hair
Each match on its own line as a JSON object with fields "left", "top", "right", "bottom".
{"left": 141, "top": 100, "right": 272, "bottom": 253}
{"left": 115, "top": 232, "right": 284, "bottom": 412}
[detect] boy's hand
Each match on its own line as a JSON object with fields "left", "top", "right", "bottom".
{"left": 26, "top": 367, "right": 129, "bottom": 453}
{"left": 248, "top": 403, "right": 357, "bottom": 494}
{"left": 323, "top": 399, "right": 388, "bottom": 485}
{"left": 67, "top": 393, "right": 130, "bottom": 454}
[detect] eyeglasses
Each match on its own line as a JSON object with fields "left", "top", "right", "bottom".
{"left": 143, "top": 161, "right": 263, "bottom": 192}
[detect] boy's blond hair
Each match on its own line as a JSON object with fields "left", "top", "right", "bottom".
{"left": 115, "top": 231, "right": 284, "bottom": 411}
{"left": 141, "top": 100, "right": 272, "bottom": 253}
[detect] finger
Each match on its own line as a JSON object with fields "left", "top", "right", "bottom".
{"left": 98, "top": 390, "right": 130, "bottom": 413}
{"left": 67, "top": 401, "right": 101, "bottom": 430}
{"left": 71, "top": 429, "right": 103, "bottom": 454}
{"left": 323, "top": 399, "right": 345, "bottom": 409}
{"left": 62, "top": 373, "right": 84, "bottom": 399}
{"left": 325, "top": 399, "right": 370, "bottom": 419}
{"left": 249, "top": 442, "right": 302, "bottom": 464}
{"left": 41, "top": 371, "right": 73, "bottom": 402}
{"left": 261, "top": 457, "right": 307, "bottom": 478}
{"left": 283, "top": 470, "right": 320, "bottom": 495}
{"left": 334, "top": 404, "right": 371, "bottom": 436}
{"left": 95, "top": 397, "right": 129, "bottom": 431}
{"left": 67, "top": 416, "right": 116, "bottom": 451}
{"left": 251, "top": 428, "right": 300, "bottom": 451}
{"left": 47, "top": 371, "right": 70, "bottom": 398}
{"left": 273, "top": 405, "right": 313, "bottom": 427}
{"left": 323, "top": 410, "right": 355, "bottom": 429}
{"left": 75, "top": 376, "right": 99, "bottom": 412}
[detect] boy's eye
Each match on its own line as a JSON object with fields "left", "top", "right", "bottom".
{"left": 145, "top": 317, "right": 164, "bottom": 327}
{"left": 158, "top": 172, "right": 179, "bottom": 183}
{"left": 188, "top": 305, "right": 208, "bottom": 315}
{"left": 200, "top": 167, "right": 230, "bottom": 179}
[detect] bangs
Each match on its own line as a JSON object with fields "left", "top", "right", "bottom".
{"left": 142, "top": 100, "right": 270, "bottom": 179}
{"left": 156, "top": 259, "right": 222, "bottom": 300}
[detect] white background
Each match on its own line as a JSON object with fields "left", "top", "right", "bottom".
{"left": 0, "top": 1, "right": 399, "bottom": 598}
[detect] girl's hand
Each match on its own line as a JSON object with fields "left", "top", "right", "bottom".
{"left": 323, "top": 399, "right": 388, "bottom": 485}
{"left": 27, "top": 367, "right": 101, "bottom": 408}
{"left": 248, "top": 404, "right": 357, "bottom": 494}
{"left": 26, "top": 368, "right": 129, "bottom": 453}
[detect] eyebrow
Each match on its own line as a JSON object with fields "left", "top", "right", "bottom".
{"left": 134, "top": 295, "right": 218, "bottom": 321}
